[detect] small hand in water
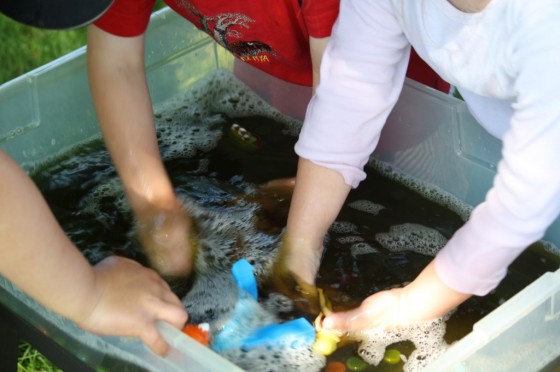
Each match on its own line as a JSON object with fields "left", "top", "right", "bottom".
{"left": 77, "top": 256, "right": 188, "bottom": 356}
{"left": 263, "top": 233, "right": 324, "bottom": 315}
{"left": 267, "top": 260, "right": 321, "bottom": 315}
{"left": 323, "top": 288, "right": 409, "bottom": 332}
{"left": 322, "top": 262, "right": 469, "bottom": 333}
{"left": 255, "top": 178, "right": 295, "bottom": 206}
{"left": 249, "top": 178, "right": 296, "bottom": 233}
{"left": 135, "top": 201, "right": 197, "bottom": 279}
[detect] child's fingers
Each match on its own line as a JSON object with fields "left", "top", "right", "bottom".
{"left": 156, "top": 300, "right": 189, "bottom": 331}
{"left": 140, "top": 324, "right": 170, "bottom": 356}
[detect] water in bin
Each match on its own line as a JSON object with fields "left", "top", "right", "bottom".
{"left": 28, "top": 70, "right": 560, "bottom": 371}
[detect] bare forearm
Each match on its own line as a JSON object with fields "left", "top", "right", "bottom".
{"left": 87, "top": 25, "right": 176, "bottom": 215}
{"left": 281, "top": 158, "right": 351, "bottom": 283}
{"left": 287, "top": 158, "right": 350, "bottom": 242}
{"left": 87, "top": 25, "right": 194, "bottom": 276}
{"left": 0, "top": 152, "right": 97, "bottom": 322}
{"left": 402, "top": 261, "right": 472, "bottom": 321}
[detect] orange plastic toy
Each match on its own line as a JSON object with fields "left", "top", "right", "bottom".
{"left": 182, "top": 323, "right": 211, "bottom": 346}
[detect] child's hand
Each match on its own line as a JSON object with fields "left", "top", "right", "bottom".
{"left": 77, "top": 256, "right": 188, "bottom": 355}
{"left": 263, "top": 233, "right": 325, "bottom": 316}
{"left": 322, "top": 261, "right": 471, "bottom": 333}
{"left": 135, "top": 202, "right": 197, "bottom": 278}
{"left": 253, "top": 177, "right": 295, "bottom": 214}
{"left": 322, "top": 288, "right": 411, "bottom": 332}
{"left": 265, "top": 261, "right": 321, "bottom": 315}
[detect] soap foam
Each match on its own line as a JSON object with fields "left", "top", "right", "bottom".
{"left": 156, "top": 114, "right": 224, "bottom": 161}
{"left": 79, "top": 178, "right": 129, "bottom": 226}
{"left": 350, "top": 242, "right": 379, "bottom": 258}
{"left": 222, "top": 345, "right": 325, "bottom": 372}
{"left": 354, "top": 315, "right": 450, "bottom": 372}
{"left": 261, "top": 292, "right": 295, "bottom": 314}
{"left": 376, "top": 223, "right": 448, "bottom": 256}
{"left": 329, "top": 221, "right": 358, "bottom": 234}
{"left": 179, "top": 198, "right": 327, "bottom": 370}
{"left": 336, "top": 235, "right": 364, "bottom": 244}
{"left": 348, "top": 200, "right": 386, "bottom": 216}
{"left": 368, "top": 158, "right": 473, "bottom": 222}
{"left": 154, "top": 69, "right": 302, "bottom": 138}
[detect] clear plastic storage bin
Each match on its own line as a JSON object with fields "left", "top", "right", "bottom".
{"left": 1, "top": 6, "right": 559, "bottom": 371}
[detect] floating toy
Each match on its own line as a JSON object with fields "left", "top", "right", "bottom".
{"left": 346, "top": 356, "right": 367, "bottom": 371}
{"left": 229, "top": 123, "right": 261, "bottom": 149}
{"left": 211, "top": 259, "right": 316, "bottom": 352}
{"left": 325, "top": 360, "right": 346, "bottom": 372}
{"left": 182, "top": 323, "right": 211, "bottom": 346}
{"left": 383, "top": 348, "right": 402, "bottom": 364}
{"left": 312, "top": 288, "right": 342, "bottom": 356}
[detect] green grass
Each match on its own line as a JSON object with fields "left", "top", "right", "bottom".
{"left": 18, "top": 341, "right": 61, "bottom": 372}
{"left": 0, "top": 14, "right": 87, "bottom": 85}
{"left": 0, "top": 0, "right": 167, "bottom": 85}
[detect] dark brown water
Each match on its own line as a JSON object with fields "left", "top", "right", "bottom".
{"left": 32, "top": 114, "right": 560, "bottom": 371}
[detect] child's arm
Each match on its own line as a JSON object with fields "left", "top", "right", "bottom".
{"left": 309, "top": 36, "right": 329, "bottom": 93}
{"left": 87, "top": 25, "right": 195, "bottom": 278}
{"left": 0, "top": 151, "right": 188, "bottom": 355}
{"left": 281, "top": 158, "right": 352, "bottom": 285}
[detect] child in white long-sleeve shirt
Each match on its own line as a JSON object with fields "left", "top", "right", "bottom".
{"left": 279, "top": 0, "right": 560, "bottom": 330}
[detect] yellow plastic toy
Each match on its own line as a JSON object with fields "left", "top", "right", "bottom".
{"left": 312, "top": 289, "right": 342, "bottom": 356}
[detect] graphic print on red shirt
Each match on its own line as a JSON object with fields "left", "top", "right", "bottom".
{"left": 179, "top": 2, "right": 277, "bottom": 63}
{"left": 95, "top": 0, "right": 339, "bottom": 86}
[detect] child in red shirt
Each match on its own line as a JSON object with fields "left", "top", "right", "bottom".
{"left": 88, "top": 0, "right": 448, "bottom": 278}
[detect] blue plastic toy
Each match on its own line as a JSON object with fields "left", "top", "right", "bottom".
{"left": 211, "top": 259, "right": 316, "bottom": 352}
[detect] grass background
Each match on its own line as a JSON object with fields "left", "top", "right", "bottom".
{"left": 0, "top": 16, "right": 86, "bottom": 85}
{"left": 0, "top": 0, "right": 166, "bottom": 85}
{"left": 1, "top": 2, "right": 166, "bottom": 370}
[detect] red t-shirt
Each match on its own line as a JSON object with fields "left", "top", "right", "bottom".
{"left": 94, "top": 0, "right": 339, "bottom": 86}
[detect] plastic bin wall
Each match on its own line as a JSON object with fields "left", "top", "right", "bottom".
{"left": 0, "top": 8, "right": 234, "bottom": 171}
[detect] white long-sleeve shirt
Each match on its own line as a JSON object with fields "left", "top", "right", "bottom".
{"left": 296, "top": 0, "right": 560, "bottom": 295}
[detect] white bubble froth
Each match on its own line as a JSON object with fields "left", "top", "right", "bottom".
{"left": 348, "top": 200, "right": 386, "bottom": 216}
{"left": 330, "top": 221, "right": 358, "bottom": 234}
{"left": 350, "top": 242, "right": 379, "bottom": 257}
{"left": 354, "top": 315, "right": 450, "bottom": 372}
{"left": 376, "top": 223, "right": 448, "bottom": 256}
{"left": 368, "top": 158, "right": 473, "bottom": 222}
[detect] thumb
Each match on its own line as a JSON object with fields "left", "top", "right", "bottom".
{"left": 141, "top": 324, "right": 171, "bottom": 356}
{"left": 322, "top": 311, "right": 351, "bottom": 331}
{"left": 322, "top": 290, "right": 400, "bottom": 332}
{"left": 322, "top": 307, "right": 377, "bottom": 333}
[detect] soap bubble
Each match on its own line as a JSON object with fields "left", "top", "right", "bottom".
{"left": 355, "top": 315, "right": 451, "bottom": 372}
{"left": 368, "top": 159, "right": 473, "bottom": 222}
{"left": 376, "top": 223, "right": 448, "bottom": 256}
{"left": 350, "top": 242, "right": 379, "bottom": 258}
{"left": 336, "top": 235, "right": 364, "bottom": 244}
{"left": 330, "top": 221, "right": 358, "bottom": 234}
{"left": 222, "top": 345, "right": 325, "bottom": 372}
{"left": 348, "top": 200, "right": 386, "bottom": 216}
